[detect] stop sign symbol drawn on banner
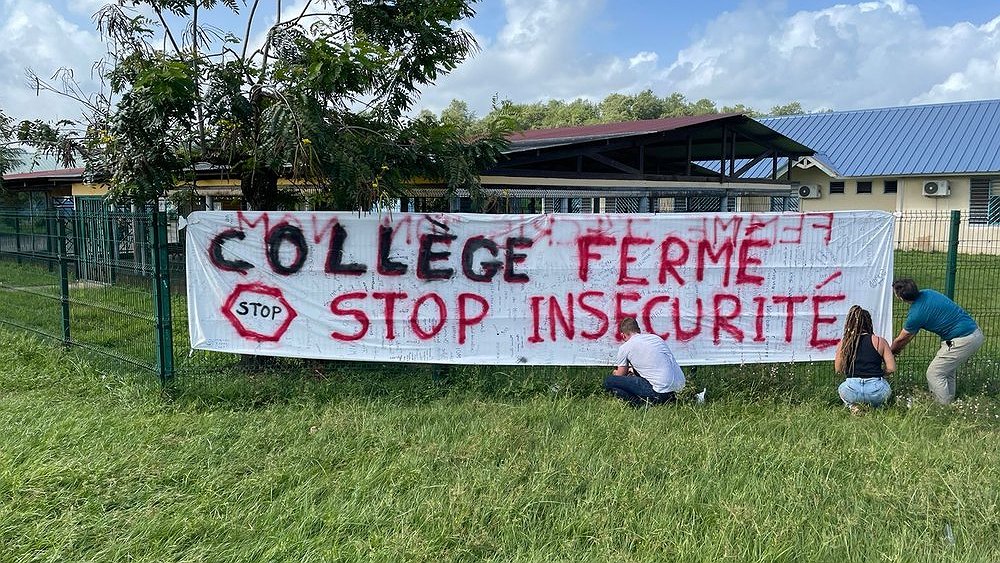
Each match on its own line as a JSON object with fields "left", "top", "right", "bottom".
{"left": 221, "top": 283, "right": 298, "bottom": 342}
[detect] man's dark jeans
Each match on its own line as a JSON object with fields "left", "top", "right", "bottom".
{"left": 603, "top": 375, "right": 676, "bottom": 407}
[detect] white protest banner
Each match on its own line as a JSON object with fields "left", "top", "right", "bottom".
{"left": 186, "top": 210, "right": 894, "bottom": 365}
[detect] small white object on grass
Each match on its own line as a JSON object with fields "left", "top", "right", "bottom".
{"left": 944, "top": 522, "right": 955, "bottom": 546}
{"left": 695, "top": 388, "right": 707, "bottom": 404}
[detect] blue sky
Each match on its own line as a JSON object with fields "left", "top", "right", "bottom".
{"left": 2, "top": 0, "right": 1000, "bottom": 122}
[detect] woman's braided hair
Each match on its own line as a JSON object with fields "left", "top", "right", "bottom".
{"left": 838, "top": 305, "right": 874, "bottom": 375}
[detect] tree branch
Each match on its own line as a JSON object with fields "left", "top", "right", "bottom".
{"left": 192, "top": 0, "right": 207, "bottom": 149}
{"left": 153, "top": 6, "right": 184, "bottom": 58}
{"left": 241, "top": 0, "right": 262, "bottom": 61}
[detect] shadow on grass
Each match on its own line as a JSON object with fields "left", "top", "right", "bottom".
{"left": 7, "top": 322, "right": 1000, "bottom": 417}
{"left": 160, "top": 351, "right": 1000, "bottom": 414}
{"left": 164, "top": 355, "right": 613, "bottom": 411}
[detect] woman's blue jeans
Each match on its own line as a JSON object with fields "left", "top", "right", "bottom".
{"left": 838, "top": 377, "right": 892, "bottom": 407}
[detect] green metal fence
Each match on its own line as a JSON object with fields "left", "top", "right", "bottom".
{"left": 0, "top": 208, "right": 175, "bottom": 383}
{"left": 893, "top": 210, "right": 1000, "bottom": 383}
{"left": 1, "top": 207, "right": 999, "bottom": 393}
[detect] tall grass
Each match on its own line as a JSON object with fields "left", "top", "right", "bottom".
{"left": 2, "top": 328, "right": 1000, "bottom": 562}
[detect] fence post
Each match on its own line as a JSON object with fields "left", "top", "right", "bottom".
{"left": 56, "top": 217, "right": 71, "bottom": 346}
{"left": 46, "top": 216, "right": 55, "bottom": 272}
{"left": 14, "top": 215, "right": 22, "bottom": 265}
{"left": 150, "top": 211, "right": 175, "bottom": 385}
{"left": 944, "top": 209, "right": 961, "bottom": 299}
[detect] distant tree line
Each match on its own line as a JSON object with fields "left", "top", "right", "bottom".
{"left": 429, "top": 91, "right": 814, "bottom": 136}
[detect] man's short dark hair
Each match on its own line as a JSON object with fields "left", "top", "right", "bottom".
{"left": 619, "top": 317, "right": 641, "bottom": 335}
{"left": 893, "top": 278, "right": 920, "bottom": 302}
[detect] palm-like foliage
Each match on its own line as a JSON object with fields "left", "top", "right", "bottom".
{"left": 0, "top": 109, "right": 25, "bottom": 182}
{"left": 21, "top": 0, "right": 509, "bottom": 210}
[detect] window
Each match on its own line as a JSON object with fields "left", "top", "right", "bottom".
{"left": 830, "top": 181, "right": 845, "bottom": 194}
{"left": 673, "top": 196, "right": 727, "bottom": 212}
{"left": 970, "top": 179, "right": 1000, "bottom": 225}
{"left": 884, "top": 180, "right": 898, "bottom": 194}
{"left": 612, "top": 197, "right": 642, "bottom": 213}
{"left": 770, "top": 196, "right": 799, "bottom": 212}
{"left": 856, "top": 181, "right": 872, "bottom": 194}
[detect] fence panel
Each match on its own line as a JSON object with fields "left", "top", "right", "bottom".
{"left": 0, "top": 208, "right": 172, "bottom": 380}
{"left": 874, "top": 210, "right": 1000, "bottom": 391}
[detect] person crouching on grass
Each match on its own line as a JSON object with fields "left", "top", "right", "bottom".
{"left": 603, "top": 317, "right": 685, "bottom": 407}
{"left": 835, "top": 305, "right": 895, "bottom": 411}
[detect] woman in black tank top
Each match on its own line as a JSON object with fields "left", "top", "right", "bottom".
{"left": 835, "top": 306, "right": 896, "bottom": 409}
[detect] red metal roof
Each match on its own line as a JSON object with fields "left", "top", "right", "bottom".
{"left": 2, "top": 167, "right": 85, "bottom": 181}
{"left": 509, "top": 113, "right": 742, "bottom": 142}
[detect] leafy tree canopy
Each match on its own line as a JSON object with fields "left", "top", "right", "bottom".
{"left": 446, "top": 90, "right": 813, "bottom": 131}
{"left": 0, "top": 108, "right": 25, "bottom": 187}
{"left": 21, "top": 0, "right": 510, "bottom": 210}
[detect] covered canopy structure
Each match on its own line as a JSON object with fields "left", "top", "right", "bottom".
{"left": 404, "top": 113, "right": 816, "bottom": 214}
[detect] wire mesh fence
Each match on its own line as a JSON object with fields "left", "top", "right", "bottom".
{"left": 1, "top": 206, "right": 998, "bottom": 397}
{"left": 892, "top": 211, "right": 1000, "bottom": 378}
{"left": 0, "top": 208, "right": 173, "bottom": 381}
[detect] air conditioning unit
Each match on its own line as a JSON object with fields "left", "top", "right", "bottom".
{"left": 797, "top": 184, "right": 821, "bottom": 199}
{"left": 922, "top": 180, "right": 950, "bottom": 197}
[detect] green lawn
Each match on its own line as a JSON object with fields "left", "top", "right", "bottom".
{"left": 2, "top": 328, "right": 1000, "bottom": 562}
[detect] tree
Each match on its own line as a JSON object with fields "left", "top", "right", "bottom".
{"left": 685, "top": 98, "right": 718, "bottom": 116}
{"left": 598, "top": 89, "right": 665, "bottom": 121}
{"left": 23, "top": 0, "right": 509, "bottom": 210}
{"left": 439, "top": 99, "right": 477, "bottom": 135}
{"left": 596, "top": 93, "right": 631, "bottom": 122}
{"left": 629, "top": 89, "right": 667, "bottom": 120}
{"left": 660, "top": 92, "right": 691, "bottom": 117}
{"left": 543, "top": 98, "right": 600, "bottom": 127}
{"left": 767, "top": 102, "right": 805, "bottom": 116}
{"left": 475, "top": 92, "right": 809, "bottom": 131}
{"left": 0, "top": 108, "right": 25, "bottom": 184}
{"left": 720, "top": 103, "right": 761, "bottom": 118}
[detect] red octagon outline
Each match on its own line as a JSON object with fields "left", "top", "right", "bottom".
{"left": 221, "top": 282, "right": 298, "bottom": 342}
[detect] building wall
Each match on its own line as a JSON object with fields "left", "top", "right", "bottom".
{"left": 792, "top": 169, "right": 987, "bottom": 214}
{"left": 788, "top": 170, "right": 1000, "bottom": 254}
{"left": 792, "top": 168, "right": 897, "bottom": 212}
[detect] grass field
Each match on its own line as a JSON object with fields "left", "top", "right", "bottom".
{"left": 2, "top": 327, "right": 1000, "bottom": 562}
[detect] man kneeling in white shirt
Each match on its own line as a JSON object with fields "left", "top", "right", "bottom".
{"left": 604, "top": 317, "right": 686, "bottom": 407}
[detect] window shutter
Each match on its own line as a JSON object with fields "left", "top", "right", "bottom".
{"left": 970, "top": 178, "right": 990, "bottom": 224}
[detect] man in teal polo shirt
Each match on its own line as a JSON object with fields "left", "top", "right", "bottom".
{"left": 890, "top": 278, "right": 984, "bottom": 404}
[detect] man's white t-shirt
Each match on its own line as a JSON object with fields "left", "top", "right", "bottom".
{"left": 615, "top": 333, "right": 686, "bottom": 393}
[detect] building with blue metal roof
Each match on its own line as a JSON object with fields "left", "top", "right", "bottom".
{"left": 756, "top": 99, "right": 1000, "bottom": 228}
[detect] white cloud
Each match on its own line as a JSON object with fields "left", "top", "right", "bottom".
{"left": 661, "top": 1, "right": 1000, "bottom": 111}
{"left": 910, "top": 14, "right": 1000, "bottom": 104}
{"left": 67, "top": 0, "right": 105, "bottom": 17}
{"left": 0, "top": 0, "right": 105, "bottom": 122}
{"left": 912, "top": 53, "right": 1000, "bottom": 104}
{"left": 422, "top": 0, "right": 1000, "bottom": 117}
{"left": 421, "top": 0, "right": 658, "bottom": 115}
{"left": 6, "top": 0, "right": 1000, "bottom": 130}
{"left": 629, "top": 51, "right": 658, "bottom": 69}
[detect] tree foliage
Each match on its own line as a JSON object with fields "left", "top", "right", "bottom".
{"left": 768, "top": 101, "right": 806, "bottom": 116}
{"left": 0, "top": 108, "right": 25, "bottom": 184}
{"left": 457, "top": 90, "right": 811, "bottom": 130}
{"left": 21, "top": 0, "right": 510, "bottom": 210}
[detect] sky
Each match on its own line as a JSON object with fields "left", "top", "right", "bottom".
{"left": 1, "top": 0, "right": 1000, "bottom": 125}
